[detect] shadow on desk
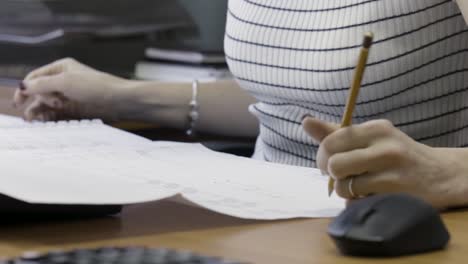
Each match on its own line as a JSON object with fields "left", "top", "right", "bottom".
{"left": 128, "top": 127, "right": 256, "bottom": 157}
{"left": 0, "top": 200, "right": 259, "bottom": 247}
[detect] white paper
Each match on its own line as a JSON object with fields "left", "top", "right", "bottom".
{"left": 0, "top": 119, "right": 151, "bottom": 150}
{"left": 143, "top": 143, "right": 345, "bottom": 219}
{"left": 0, "top": 114, "right": 25, "bottom": 127}
{"left": 0, "top": 115, "right": 345, "bottom": 220}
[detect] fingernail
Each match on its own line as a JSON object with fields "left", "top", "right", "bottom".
{"left": 19, "top": 81, "right": 27, "bottom": 91}
{"left": 301, "top": 114, "right": 313, "bottom": 121}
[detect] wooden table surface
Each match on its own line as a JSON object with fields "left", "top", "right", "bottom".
{"left": 2, "top": 85, "right": 468, "bottom": 263}
{"left": 0, "top": 201, "right": 467, "bottom": 264}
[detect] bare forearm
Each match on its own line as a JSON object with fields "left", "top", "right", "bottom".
{"left": 117, "top": 80, "right": 259, "bottom": 138}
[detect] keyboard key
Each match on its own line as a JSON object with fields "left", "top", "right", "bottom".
{"left": 7, "top": 247, "right": 247, "bottom": 264}
{"left": 20, "top": 252, "right": 43, "bottom": 261}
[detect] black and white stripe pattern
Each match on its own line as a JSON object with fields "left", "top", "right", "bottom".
{"left": 225, "top": 0, "right": 468, "bottom": 167}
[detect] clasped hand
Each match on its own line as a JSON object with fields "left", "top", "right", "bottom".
{"left": 13, "top": 58, "right": 130, "bottom": 122}
{"left": 302, "top": 116, "right": 468, "bottom": 209}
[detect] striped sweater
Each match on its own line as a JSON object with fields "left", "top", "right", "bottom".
{"left": 224, "top": 0, "right": 468, "bottom": 167}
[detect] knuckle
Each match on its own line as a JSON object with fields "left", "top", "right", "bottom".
{"left": 364, "top": 119, "right": 394, "bottom": 135}
{"left": 56, "top": 72, "right": 68, "bottom": 81}
{"left": 321, "top": 136, "right": 335, "bottom": 153}
{"left": 328, "top": 155, "right": 344, "bottom": 179}
{"left": 381, "top": 143, "right": 406, "bottom": 163}
{"left": 27, "top": 79, "right": 41, "bottom": 90}
{"left": 34, "top": 77, "right": 50, "bottom": 88}
{"left": 24, "top": 71, "right": 36, "bottom": 80}
{"left": 57, "top": 58, "right": 77, "bottom": 69}
{"left": 61, "top": 57, "right": 76, "bottom": 64}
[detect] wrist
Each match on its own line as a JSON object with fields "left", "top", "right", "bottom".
{"left": 116, "top": 80, "right": 192, "bottom": 129}
{"left": 105, "top": 78, "right": 139, "bottom": 122}
{"left": 435, "top": 147, "right": 468, "bottom": 207}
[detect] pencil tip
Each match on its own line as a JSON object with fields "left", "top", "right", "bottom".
{"left": 363, "top": 32, "right": 374, "bottom": 49}
{"left": 328, "top": 179, "right": 335, "bottom": 197}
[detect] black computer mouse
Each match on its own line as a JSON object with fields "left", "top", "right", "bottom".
{"left": 328, "top": 193, "right": 450, "bottom": 257}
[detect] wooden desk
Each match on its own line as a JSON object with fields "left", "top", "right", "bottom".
{"left": 0, "top": 201, "right": 467, "bottom": 264}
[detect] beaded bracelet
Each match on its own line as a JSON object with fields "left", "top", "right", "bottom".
{"left": 186, "top": 80, "right": 199, "bottom": 136}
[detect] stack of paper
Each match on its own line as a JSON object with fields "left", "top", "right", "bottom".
{"left": 0, "top": 114, "right": 344, "bottom": 220}
{"left": 145, "top": 48, "right": 226, "bottom": 64}
{"left": 135, "top": 61, "right": 232, "bottom": 82}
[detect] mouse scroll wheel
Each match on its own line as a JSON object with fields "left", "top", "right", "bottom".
{"left": 358, "top": 208, "right": 376, "bottom": 224}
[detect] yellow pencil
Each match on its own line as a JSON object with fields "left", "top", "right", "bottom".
{"left": 328, "top": 32, "right": 374, "bottom": 196}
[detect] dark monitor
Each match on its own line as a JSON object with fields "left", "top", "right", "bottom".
{"left": 175, "top": 0, "right": 228, "bottom": 52}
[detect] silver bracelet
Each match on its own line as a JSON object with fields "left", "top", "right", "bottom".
{"left": 186, "top": 80, "right": 199, "bottom": 136}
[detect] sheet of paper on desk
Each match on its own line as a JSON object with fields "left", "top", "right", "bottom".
{"left": 125, "top": 143, "right": 344, "bottom": 219}
{"left": 0, "top": 115, "right": 345, "bottom": 220}
{"left": 0, "top": 119, "right": 151, "bottom": 150}
{"left": 0, "top": 114, "right": 25, "bottom": 126}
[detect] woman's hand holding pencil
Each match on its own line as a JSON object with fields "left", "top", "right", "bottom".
{"left": 302, "top": 33, "right": 468, "bottom": 209}
{"left": 302, "top": 115, "right": 468, "bottom": 209}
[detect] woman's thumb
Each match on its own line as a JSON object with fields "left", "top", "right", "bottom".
{"left": 302, "top": 115, "right": 339, "bottom": 142}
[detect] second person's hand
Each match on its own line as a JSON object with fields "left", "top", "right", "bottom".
{"left": 13, "top": 58, "right": 134, "bottom": 122}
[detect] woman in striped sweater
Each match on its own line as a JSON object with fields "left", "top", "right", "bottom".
{"left": 13, "top": 0, "right": 468, "bottom": 209}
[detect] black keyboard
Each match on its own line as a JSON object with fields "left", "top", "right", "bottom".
{"left": 3, "top": 247, "right": 247, "bottom": 264}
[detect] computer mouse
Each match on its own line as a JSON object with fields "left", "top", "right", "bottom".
{"left": 328, "top": 193, "right": 450, "bottom": 257}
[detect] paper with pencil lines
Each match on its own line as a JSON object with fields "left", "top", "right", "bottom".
{"left": 0, "top": 114, "right": 344, "bottom": 220}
